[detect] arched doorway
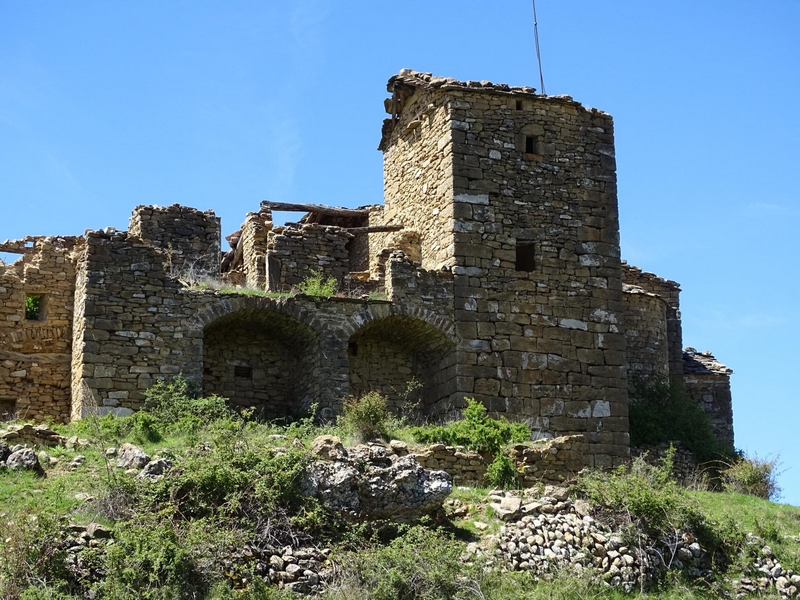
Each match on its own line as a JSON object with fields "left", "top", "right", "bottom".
{"left": 203, "top": 309, "right": 318, "bottom": 418}
{"left": 348, "top": 315, "right": 456, "bottom": 420}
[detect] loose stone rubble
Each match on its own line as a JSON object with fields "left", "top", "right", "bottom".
{"left": 302, "top": 437, "right": 452, "bottom": 522}
{"left": 489, "top": 488, "right": 711, "bottom": 593}
{"left": 736, "top": 544, "right": 800, "bottom": 598}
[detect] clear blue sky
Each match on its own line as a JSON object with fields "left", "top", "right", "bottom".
{"left": 2, "top": 1, "right": 798, "bottom": 503}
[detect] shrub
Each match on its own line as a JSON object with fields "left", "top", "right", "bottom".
{"left": 143, "top": 378, "right": 239, "bottom": 433}
{"left": 720, "top": 453, "right": 781, "bottom": 500}
{"left": 340, "top": 392, "right": 392, "bottom": 442}
{"left": 578, "top": 449, "right": 705, "bottom": 542}
{"left": 485, "top": 452, "right": 519, "bottom": 490}
{"left": 411, "top": 398, "right": 529, "bottom": 454}
{"left": 298, "top": 270, "right": 338, "bottom": 297}
{"left": 628, "top": 377, "right": 732, "bottom": 461}
{"left": 328, "top": 526, "right": 475, "bottom": 600}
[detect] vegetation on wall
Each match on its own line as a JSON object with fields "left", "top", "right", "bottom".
{"left": 628, "top": 377, "right": 733, "bottom": 461}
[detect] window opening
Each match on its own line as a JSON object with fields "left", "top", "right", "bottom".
{"left": 516, "top": 243, "right": 536, "bottom": 272}
{"left": 525, "top": 136, "right": 537, "bottom": 154}
{"left": 515, "top": 100, "right": 523, "bottom": 110}
{"left": 25, "top": 295, "right": 44, "bottom": 321}
{"left": 234, "top": 366, "right": 253, "bottom": 379}
{"left": 348, "top": 342, "right": 358, "bottom": 357}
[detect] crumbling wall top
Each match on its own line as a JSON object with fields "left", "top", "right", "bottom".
{"left": 683, "top": 348, "right": 733, "bottom": 375}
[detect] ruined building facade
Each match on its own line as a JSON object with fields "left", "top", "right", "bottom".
{"left": 0, "top": 70, "right": 734, "bottom": 465}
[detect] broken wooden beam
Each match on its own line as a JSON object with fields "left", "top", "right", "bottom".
{"left": 0, "top": 349, "right": 71, "bottom": 364}
{"left": 260, "top": 201, "right": 370, "bottom": 218}
{"left": 345, "top": 225, "right": 404, "bottom": 234}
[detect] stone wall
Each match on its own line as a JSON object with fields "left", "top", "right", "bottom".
{"left": 633, "top": 441, "right": 703, "bottom": 486}
{"left": 129, "top": 204, "right": 221, "bottom": 275}
{"left": 381, "top": 71, "right": 629, "bottom": 468}
{"left": 415, "top": 435, "right": 588, "bottom": 486}
{"left": 683, "top": 349, "right": 734, "bottom": 451}
{"left": 623, "top": 286, "right": 669, "bottom": 379}
{"left": 0, "top": 237, "right": 79, "bottom": 423}
{"left": 241, "top": 211, "right": 272, "bottom": 289}
{"left": 622, "top": 263, "right": 683, "bottom": 387}
{"left": 265, "top": 224, "right": 352, "bottom": 292}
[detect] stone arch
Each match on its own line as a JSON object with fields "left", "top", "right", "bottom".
{"left": 202, "top": 306, "right": 319, "bottom": 419}
{"left": 347, "top": 313, "right": 457, "bottom": 420}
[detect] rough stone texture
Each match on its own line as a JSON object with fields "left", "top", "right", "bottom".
{"left": 301, "top": 450, "right": 452, "bottom": 522}
{"left": 0, "top": 423, "right": 66, "bottom": 447}
{"left": 6, "top": 447, "right": 45, "bottom": 475}
{"left": 414, "top": 435, "right": 588, "bottom": 487}
{"left": 0, "top": 236, "right": 79, "bottom": 423}
{"left": 623, "top": 285, "right": 669, "bottom": 379}
{"left": 1, "top": 69, "right": 735, "bottom": 465}
{"left": 683, "top": 348, "right": 735, "bottom": 451}
{"left": 632, "top": 441, "right": 703, "bottom": 486}
{"left": 129, "top": 204, "right": 221, "bottom": 275}
{"left": 116, "top": 443, "right": 151, "bottom": 469}
{"left": 621, "top": 262, "right": 683, "bottom": 387}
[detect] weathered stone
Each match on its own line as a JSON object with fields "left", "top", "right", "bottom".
{"left": 116, "top": 443, "right": 150, "bottom": 469}
{"left": 310, "top": 435, "right": 347, "bottom": 461}
{"left": 6, "top": 447, "right": 44, "bottom": 475}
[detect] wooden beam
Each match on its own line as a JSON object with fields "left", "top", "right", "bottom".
{"left": 260, "top": 201, "right": 369, "bottom": 218}
{"left": 0, "top": 349, "right": 70, "bottom": 364}
{"left": 345, "top": 225, "right": 404, "bottom": 234}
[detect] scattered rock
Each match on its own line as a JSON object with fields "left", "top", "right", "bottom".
{"left": 105, "top": 447, "right": 117, "bottom": 457}
{"left": 389, "top": 440, "right": 409, "bottom": 456}
{"left": 138, "top": 458, "right": 174, "bottom": 481}
{"left": 116, "top": 443, "right": 150, "bottom": 469}
{"left": 310, "top": 435, "right": 347, "bottom": 461}
{"left": 6, "top": 447, "right": 45, "bottom": 476}
{"left": 491, "top": 496, "right": 522, "bottom": 521}
{"left": 302, "top": 453, "right": 452, "bottom": 522}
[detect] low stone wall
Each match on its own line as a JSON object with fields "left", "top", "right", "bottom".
{"left": 266, "top": 224, "right": 351, "bottom": 292}
{"left": 632, "top": 442, "right": 702, "bottom": 485}
{"left": 415, "top": 435, "right": 588, "bottom": 487}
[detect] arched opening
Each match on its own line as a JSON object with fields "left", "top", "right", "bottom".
{"left": 348, "top": 315, "right": 457, "bottom": 420}
{"left": 203, "top": 309, "right": 318, "bottom": 418}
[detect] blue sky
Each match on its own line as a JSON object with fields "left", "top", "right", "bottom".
{"left": 2, "top": 1, "right": 798, "bottom": 503}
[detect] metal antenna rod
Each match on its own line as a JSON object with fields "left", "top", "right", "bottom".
{"left": 532, "top": 0, "right": 546, "bottom": 95}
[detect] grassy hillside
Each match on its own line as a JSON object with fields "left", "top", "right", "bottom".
{"left": 1, "top": 385, "right": 798, "bottom": 599}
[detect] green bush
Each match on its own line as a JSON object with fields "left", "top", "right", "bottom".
{"left": 628, "top": 377, "right": 732, "bottom": 461}
{"left": 578, "top": 449, "right": 706, "bottom": 542}
{"left": 329, "top": 526, "right": 474, "bottom": 600}
{"left": 411, "top": 398, "right": 529, "bottom": 454}
{"left": 144, "top": 378, "right": 238, "bottom": 431}
{"left": 485, "top": 452, "right": 519, "bottom": 490}
{"left": 100, "top": 514, "right": 204, "bottom": 600}
{"left": 298, "top": 269, "right": 338, "bottom": 297}
{"left": 340, "top": 392, "right": 392, "bottom": 442}
{"left": 720, "top": 453, "right": 781, "bottom": 500}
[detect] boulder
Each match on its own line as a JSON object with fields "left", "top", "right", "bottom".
{"left": 310, "top": 435, "right": 347, "bottom": 461}
{"left": 6, "top": 447, "right": 45, "bottom": 475}
{"left": 138, "top": 458, "right": 174, "bottom": 481}
{"left": 302, "top": 453, "right": 452, "bottom": 522}
{"left": 116, "top": 443, "right": 150, "bottom": 469}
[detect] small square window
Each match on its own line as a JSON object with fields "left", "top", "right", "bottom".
{"left": 25, "top": 294, "right": 44, "bottom": 321}
{"left": 525, "top": 136, "right": 537, "bottom": 154}
{"left": 515, "top": 100, "right": 523, "bottom": 110}
{"left": 516, "top": 243, "right": 536, "bottom": 272}
{"left": 348, "top": 342, "right": 358, "bottom": 356}
{"left": 234, "top": 366, "right": 252, "bottom": 379}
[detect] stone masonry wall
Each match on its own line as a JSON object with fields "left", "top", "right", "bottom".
{"left": 265, "top": 224, "right": 352, "bottom": 292}
{"left": 129, "top": 204, "right": 221, "bottom": 275}
{"left": 623, "top": 287, "right": 669, "bottom": 379}
{"left": 622, "top": 263, "right": 683, "bottom": 387}
{"left": 683, "top": 349, "right": 734, "bottom": 451}
{"left": 241, "top": 210, "right": 272, "bottom": 289}
{"left": 381, "top": 72, "right": 629, "bottom": 468}
{"left": 0, "top": 237, "right": 79, "bottom": 422}
{"left": 415, "top": 435, "right": 588, "bottom": 486}
{"left": 381, "top": 86, "right": 455, "bottom": 270}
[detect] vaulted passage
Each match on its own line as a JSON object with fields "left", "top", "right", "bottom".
{"left": 203, "top": 309, "right": 318, "bottom": 418}
{"left": 348, "top": 315, "right": 457, "bottom": 420}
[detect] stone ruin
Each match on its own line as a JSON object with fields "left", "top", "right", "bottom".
{"left": 0, "top": 69, "right": 734, "bottom": 469}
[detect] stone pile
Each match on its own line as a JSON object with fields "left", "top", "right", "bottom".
{"left": 302, "top": 436, "right": 452, "bottom": 522}
{"left": 736, "top": 544, "right": 800, "bottom": 598}
{"left": 236, "top": 544, "right": 332, "bottom": 595}
{"left": 0, "top": 444, "right": 45, "bottom": 475}
{"left": 0, "top": 422, "right": 67, "bottom": 446}
{"left": 492, "top": 489, "right": 710, "bottom": 592}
